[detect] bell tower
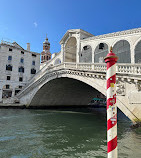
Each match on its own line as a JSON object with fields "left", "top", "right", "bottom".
{"left": 41, "top": 34, "right": 51, "bottom": 63}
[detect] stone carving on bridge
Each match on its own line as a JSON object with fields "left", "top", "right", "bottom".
{"left": 134, "top": 80, "right": 141, "bottom": 91}
{"left": 116, "top": 82, "right": 125, "bottom": 96}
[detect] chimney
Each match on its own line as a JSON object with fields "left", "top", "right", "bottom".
{"left": 27, "top": 43, "right": 30, "bottom": 51}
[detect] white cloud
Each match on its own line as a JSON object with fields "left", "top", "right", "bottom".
{"left": 33, "top": 22, "right": 38, "bottom": 28}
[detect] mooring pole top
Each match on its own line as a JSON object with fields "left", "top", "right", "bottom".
{"left": 104, "top": 46, "right": 118, "bottom": 63}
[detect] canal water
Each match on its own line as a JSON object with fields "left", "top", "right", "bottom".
{"left": 0, "top": 109, "right": 140, "bottom": 158}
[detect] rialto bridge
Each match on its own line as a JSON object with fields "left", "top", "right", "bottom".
{"left": 16, "top": 28, "right": 141, "bottom": 124}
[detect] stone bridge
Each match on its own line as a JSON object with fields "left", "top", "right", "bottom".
{"left": 15, "top": 28, "right": 141, "bottom": 124}
{"left": 16, "top": 62, "right": 141, "bottom": 124}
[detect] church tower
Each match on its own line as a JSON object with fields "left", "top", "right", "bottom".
{"left": 41, "top": 35, "right": 51, "bottom": 63}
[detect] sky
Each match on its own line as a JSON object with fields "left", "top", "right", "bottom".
{"left": 0, "top": 0, "right": 141, "bottom": 54}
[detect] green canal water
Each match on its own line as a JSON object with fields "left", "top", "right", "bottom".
{"left": 0, "top": 109, "right": 141, "bottom": 158}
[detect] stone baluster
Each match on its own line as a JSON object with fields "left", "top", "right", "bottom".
{"left": 129, "top": 65, "right": 131, "bottom": 73}
{"left": 92, "top": 64, "right": 94, "bottom": 70}
{"left": 139, "top": 66, "right": 141, "bottom": 74}
{"left": 118, "top": 65, "right": 120, "bottom": 73}
{"left": 76, "top": 63, "right": 78, "bottom": 69}
{"left": 125, "top": 65, "right": 127, "bottom": 73}
{"left": 132, "top": 65, "right": 134, "bottom": 74}
{"left": 134, "top": 65, "right": 138, "bottom": 74}
{"left": 63, "top": 63, "right": 66, "bottom": 69}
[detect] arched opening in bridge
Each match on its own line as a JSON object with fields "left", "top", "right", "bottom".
{"left": 28, "top": 77, "right": 131, "bottom": 123}
{"left": 135, "top": 40, "right": 141, "bottom": 63}
{"left": 64, "top": 37, "right": 77, "bottom": 62}
{"left": 94, "top": 43, "right": 108, "bottom": 63}
{"left": 113, "top": 40, "right": 131, "bottom": 63}
{"left": 30, "top": 77, "right": 105, "bottom": 107}
{"left": 79, "top": 45, "right": 92, "bottom": 63}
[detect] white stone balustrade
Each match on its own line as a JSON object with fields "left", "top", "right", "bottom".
{"left": 117, "top": 64, "right": 141, "bottom": 74}
{"left": 28, "top": 63, "right": 141, "bottom": 86}
{"left": 18, "top": 62, "right": 141, "bottom": 98}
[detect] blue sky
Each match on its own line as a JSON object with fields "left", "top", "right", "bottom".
{"left": 0, "top": 0, "right": 141, "bottom": 54}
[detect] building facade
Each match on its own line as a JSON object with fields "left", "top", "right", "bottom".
{"left": 0, "top": 40, "right": 40, "bottom": 102}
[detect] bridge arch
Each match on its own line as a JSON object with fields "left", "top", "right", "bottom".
{"left": 94, "top": 43, "right": 109, "bottom": 63}
{"left": 79, "top": 45, "right": 92, "bottom": 63}
{"left": 134, "top": 39, "right": 141, "bottom": 63}
{"left": 113, "top": 40, "right": 131, "bottom": 63}
{"left": 29, "top": 75, "right": 106, "bottom": 106}
{"left": 64, "top": 37, "right": 77, "bottom": 62}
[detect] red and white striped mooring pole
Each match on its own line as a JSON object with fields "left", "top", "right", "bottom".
{"left": 104, "top": 47, "right": 118, "bottom": 158}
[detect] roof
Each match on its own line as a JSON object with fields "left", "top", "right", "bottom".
{"left": 83, "top": 27, "right": 141, "bottom": 41}
{"left": 43, "top": 36, "right": 50, "bottom": 45}
{"left": 12, "top": 42, "right": 24, "bottom": 50}
{"left": 59, "top": 29, "right": 94, "bottom": 44}
{"left": 1, "top": 40, "right": 40, "bottom": 55}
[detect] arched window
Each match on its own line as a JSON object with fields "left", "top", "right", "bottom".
{"left": 113, "top": 40, "right": 131, "bottom": 63}
{"left": 80, "top": 45, "right": 92, "bottom": 63}
{"left": 19, "top": 66, "right": 24, "bottom": 73}
{"left": 94, "top": 43, "right": 108, "bottom": 63}
{"left": 44, "top": 56, "right": 45, "bottom": 60}
{"left": 47, "top": 56, "right": 48, "bottom": 60}
{"left": 135, "top": 40, "right": 141, "bottom": 63}
{"left": 65, "top": 37, "right": 77, "bottom": 62}
{"left": 6, "top": 64, "right": 12, "bottom": 71}
{"left": 31, "top": 68, "right": 36, "bottom": 74}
